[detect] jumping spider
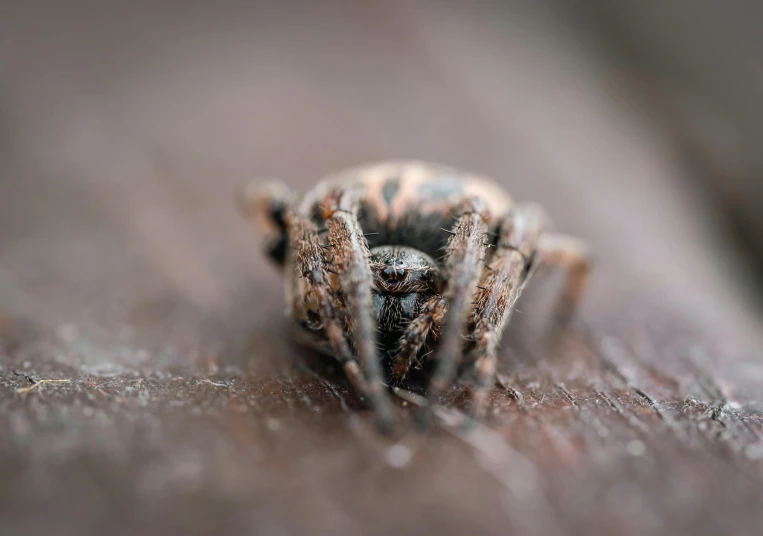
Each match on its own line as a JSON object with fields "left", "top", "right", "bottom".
{"left": 241, "top": 161, "right": 590, "bottom": 433}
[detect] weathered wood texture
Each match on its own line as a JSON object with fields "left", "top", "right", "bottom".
{"left": 1, "top": 2, "right": 762, "bottom": 535}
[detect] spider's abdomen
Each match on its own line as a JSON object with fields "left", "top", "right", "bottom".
{"left": 313, "top": 161, "right": 513, "bottom": 258}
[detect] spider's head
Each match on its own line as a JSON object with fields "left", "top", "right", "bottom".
{"left": 370, "top": 246, "right": 441, "bottom": 294}
{"left": 238, "top": 179, "right": 293, "bottom": 266}
{"left": 369, "top": 246, "right": 442, "bottom": 328}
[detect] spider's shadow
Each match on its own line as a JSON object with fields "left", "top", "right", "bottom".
{"left": 293, "top": 342, "right": 436, "bottom": 396}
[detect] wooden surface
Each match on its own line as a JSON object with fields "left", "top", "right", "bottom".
{"left": 1, "top": 2, "right": 762, "bottom": 535}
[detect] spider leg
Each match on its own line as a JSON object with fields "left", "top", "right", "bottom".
{"left": 285, "top": 209, "right": 374, "bottom": 418}
{"left": 391, "top": 295, "right": 448, "bottom": 383}
{"left": 322, "top": 187, "right": 397, "bottom": 434}
{"left": 239, "top": 179, "right": 293, "bottom": 266}
{"left": 416, "top": 197, "right": 488, "bottom": 428}
{"left": 537, "top": 233, "right": 592, "bottom": 328}
{"left": 463, "top": 204, "right": 548, "bottom": 423}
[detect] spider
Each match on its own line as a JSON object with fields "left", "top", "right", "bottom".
{"left": 241, "top": 161, "right": 590, "bottom": 433}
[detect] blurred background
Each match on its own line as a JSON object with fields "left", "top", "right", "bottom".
{"left": 2, "top": 0, "right": 763, "bottom": 342}
{"left": 2, "top": 1, "right": 763, "bottom": 535}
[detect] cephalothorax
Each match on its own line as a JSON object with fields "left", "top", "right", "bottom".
{"left": 242, "top": 161, "right": 590, "bottom": 432}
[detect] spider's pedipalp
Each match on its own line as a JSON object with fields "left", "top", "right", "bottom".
{"left": 391, "top": 295, "right": 448, "bottom": 383}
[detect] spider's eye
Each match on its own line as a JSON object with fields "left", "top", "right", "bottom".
{"left": 382, "top": 265, "right": 407, "bottom": 282}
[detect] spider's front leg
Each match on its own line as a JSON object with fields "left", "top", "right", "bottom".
{"left": 285, "top": 210, "right": 377, "bottom": 408}
{"left": 464, "top": 204, "right": 547, "bottom": 422}
{"left": 322, "top": 187, "right": 397, "bottom": 434}
{"left": 416, "top": 197, "right": 488, "bottom": 427}
{"left": 463, "top": 207, "right": 591, "bottom": 422}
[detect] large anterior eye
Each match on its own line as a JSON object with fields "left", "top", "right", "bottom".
{"left": 381, "top": 264, "right": 407, "bottom": 282}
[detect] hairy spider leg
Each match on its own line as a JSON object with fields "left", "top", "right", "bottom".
{"left": 463, "top": 203, "right": 547, "bottom": 423}
{"left": 415, "top": 197, "right": 488, "bottom": 429}
{"left": 285, "top": 206, "right": 382, "bottom": 425}
{"left": 321, "top": 186, "right": 398, "bottom": 434}
{"left": 391, "top": 295, "right": 448, "bottom": 383}
{"left": 537, "top": 233, "right": 592, "bottom": 329}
